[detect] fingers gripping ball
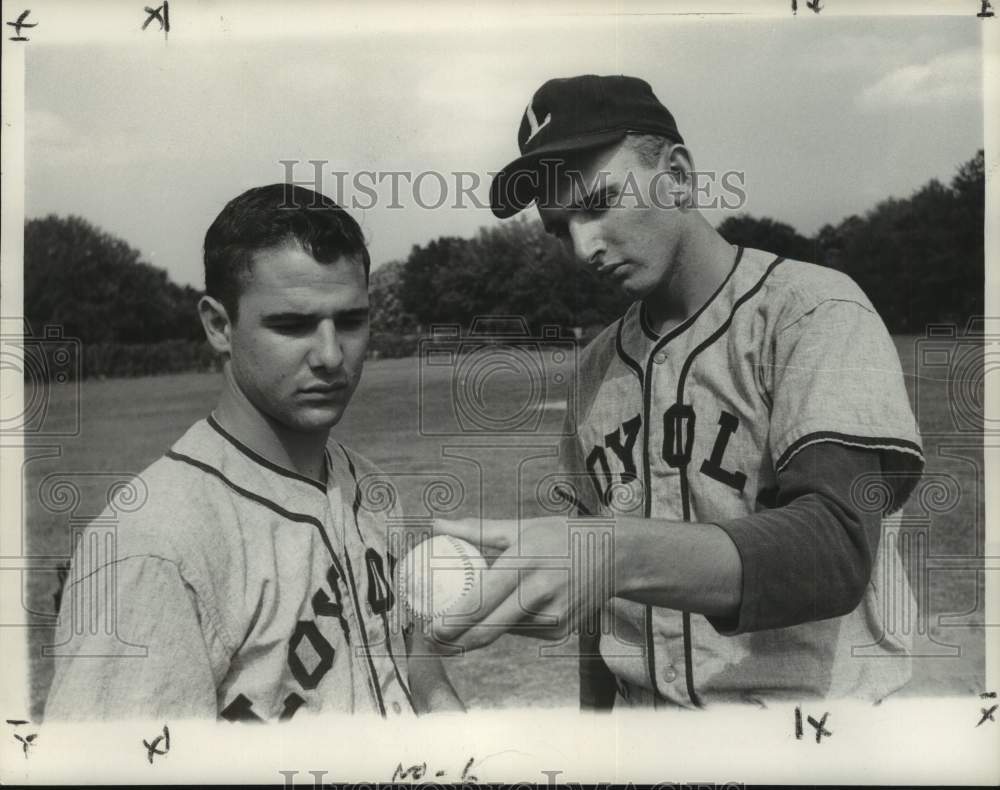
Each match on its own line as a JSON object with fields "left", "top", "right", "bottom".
{"left": 397, "top": 535, "right": 488, "bottom": 622}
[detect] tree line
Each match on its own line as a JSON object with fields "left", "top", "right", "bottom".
{"left": 25, "top": 215, "right": 203, "bottom": 344}
{"left": 375, "top": 149, "right": 985, "bottom": 338}
{"left": 23, "top": 150, "right": 984, "bottom": 376}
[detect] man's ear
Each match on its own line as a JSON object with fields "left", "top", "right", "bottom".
{"left": 657, "top": 142, "right": 695, "bottom": 208}
{"left": 198, "top": 295, "right": 233, "bottom": 355}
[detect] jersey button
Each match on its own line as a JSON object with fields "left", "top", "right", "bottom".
{"left": 653, "top": 352, "right": 667, "bottom": 365}
{"left": 662, "top": 665, "right": 677, "bottom": 683}
{"left": 391, "top": 701, "right": 402, "bottom": 714}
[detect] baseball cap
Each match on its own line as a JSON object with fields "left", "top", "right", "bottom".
{"left": 489, "top": 75, "right": 685, "bottom": 219}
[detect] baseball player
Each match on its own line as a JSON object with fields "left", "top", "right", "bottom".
{"left": 433, "top": 75, "right": 924, "bottom": 709}
{"left": 45, "top": 185, "right": 463, "bottom": 720}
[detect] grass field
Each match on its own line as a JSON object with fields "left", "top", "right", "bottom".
{"left": 22, "top": 335, "right": 986, "bottom": 718}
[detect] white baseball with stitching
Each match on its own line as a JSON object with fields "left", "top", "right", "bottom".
{"left": 397, "top": 535, "right": 488, "bottom": 621}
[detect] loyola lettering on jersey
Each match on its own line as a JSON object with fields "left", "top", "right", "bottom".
{"left": 586, "top": 408, "right": 748, "bottom": 508}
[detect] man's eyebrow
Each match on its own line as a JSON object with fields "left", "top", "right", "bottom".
{"left": 261, "top": 306, "right": 370, "bottom": 322}
{"left": 584, "top": 183, "right": 618, "bottom": 206}
{"left": 567, "top": 182, "right": 616, "bottom": 211}
{"left": 261, "top": 310, "right": 314, "bottom": 322}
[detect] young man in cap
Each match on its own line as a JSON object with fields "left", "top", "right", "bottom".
{"left": 434, "top": 75, "right": 923, "bottom": 709}
{"left": 45, "top": 185, "right": 463, "bottom": 720}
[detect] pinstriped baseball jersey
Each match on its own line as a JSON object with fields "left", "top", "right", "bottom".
{"left": 45, "top": 416, "right": 414, "bottom": 721}
{"left": 561, "top": 246, "right": 924, "bottom": 707}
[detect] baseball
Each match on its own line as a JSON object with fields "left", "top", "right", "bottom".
{"left": 397, "top": 535, "right": 488, "bottom": 621}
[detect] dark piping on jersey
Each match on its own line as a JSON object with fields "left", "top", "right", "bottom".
{"left": 669, "top": 253, "right": 786, "bottom": 708}
{"left": 340, "top": 445, "right": 417, "bottom": 714}
{"left": 635, "top": 247, "right": 744, "bottom": 708}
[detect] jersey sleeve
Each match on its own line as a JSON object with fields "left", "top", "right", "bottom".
{"left": 44, "top": 554, "right": 229, "bottom": 721}
{"left": 768, "top": 297, "right": 923, "bottom": 512}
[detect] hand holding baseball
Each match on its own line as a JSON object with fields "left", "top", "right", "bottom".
{"left": 397, "top": 534, "right": 489, "bottom": 624}
{"left": 428, "top": 515, "right": 615, "bottom": 651}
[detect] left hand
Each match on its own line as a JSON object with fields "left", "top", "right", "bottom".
{"left": 430, "top": 516, "right": 615, "bottom": 652}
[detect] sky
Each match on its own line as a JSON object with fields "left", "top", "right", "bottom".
{"left": 22, "top": 5, "right": 985, "bottom": 290}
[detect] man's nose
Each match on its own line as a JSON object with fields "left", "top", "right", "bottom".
{"left": 569, "top": 217, "right": 607, "bottom": 267}
{"left": 310, "top": 321, "right": 344, "bottom": 370}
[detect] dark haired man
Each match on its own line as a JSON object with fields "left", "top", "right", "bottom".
{"left": 46, "top": 185, "right": 462, "bottom": 720}
{"left": 435, "top": 76, "right": 924, "bottom": 710}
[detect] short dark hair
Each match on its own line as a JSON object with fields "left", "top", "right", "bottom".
{"left": 625, "top": 133, "right": 671, "bottom": 167}
{"left": 203, "top": 184, "right": 371, "bottom": 321}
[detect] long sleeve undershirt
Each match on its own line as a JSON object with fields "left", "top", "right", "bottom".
{"left": 580, "top": 441, "right": 894, "bottom": 709}
{"left": 707, "top": 441, "right": 885, "bottom": 634}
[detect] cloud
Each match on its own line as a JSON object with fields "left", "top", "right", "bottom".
{"left": 27, "top": 109, "right": 74, "bottom": 147}
{"left": 26, "top": 108, "right": 96, "bottom": 167}
{"left": 27, "top": 106, "right": 184, "bottom": 169}
{"left": 857, "top": 47, "right": 980, "bottom": 109}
